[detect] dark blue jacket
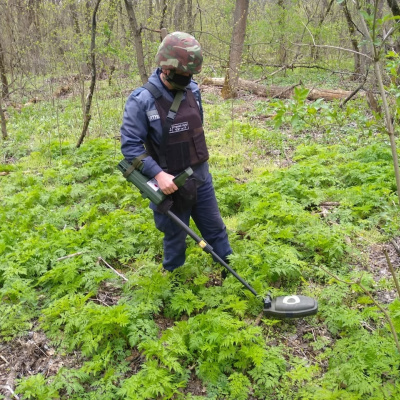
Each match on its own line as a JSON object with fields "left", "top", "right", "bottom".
{"left": 120, "top": 69, "right": 208, "bottom": 180}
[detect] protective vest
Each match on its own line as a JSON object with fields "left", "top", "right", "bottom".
{"left": 143, "top": 82, "right": 209, "bottom": 174}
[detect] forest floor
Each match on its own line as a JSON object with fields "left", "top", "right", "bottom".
{"left": 1, "top": 239, "right": 399, "bottom": 398}
{"left": 1, "top": 82, "right": 400, "bottom": 399}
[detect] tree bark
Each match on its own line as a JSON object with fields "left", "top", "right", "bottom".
{"left": 0, "top": 95, "right": 7, "bottom": 140}
{"left": 124, "top": 0, "right": 148, "bottom": 84}
{"left": 187, "top": 0, "right": 194, "bottom": 32}
{"left": 222, "top": 0, "right": 249, "bottom": 99}
{"left": 76, "top": 0, "right": 101, "bottom": 148}
{"left": 69, "top": 2, "right": 81, "bottom": 35}
{"left": 204, "top": 77, "right": 358, "bottom": 101}
{"left": 0, "top": 40, "right": 9, "bottom": 100}
{"left": 159, "top": 0, "right": 168, "bottom": 32}
{"left": 174, "top": 0, "right": 186, "bottom": 31}
{"left": 386, "top": 0, "right": 400, "bottom": 53}
{"left": 387, "top": 0, "right": 400, "bottom": 15}
{"left": 27, "top": 0, "right": 40, "bottom": 30}
{"left": 85, "top": 0, "right": 92, "bottom": 32}
{"left": 277, "top": 0, "right": 287, "bottom": 65}
{"left": 342, "top": 1, "right": 362, "bottom": 78}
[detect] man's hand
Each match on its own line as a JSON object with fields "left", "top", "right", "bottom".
{"left": 155, "top": 171, "right": 178, "bottom": 195}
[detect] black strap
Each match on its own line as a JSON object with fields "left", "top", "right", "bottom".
{"left": 143, "top": 82, "right": 162, "bottom": 99}
{"left": 123, "top": 153, "right": 147, "bottom": 178}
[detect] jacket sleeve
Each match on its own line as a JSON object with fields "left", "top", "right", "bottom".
{"left": 120, "top": 90, "right": 163, "bottom": 178}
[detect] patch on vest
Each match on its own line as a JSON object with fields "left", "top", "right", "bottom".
{"left": 146, "top": 110, "right": 160, "bottom": 122}
{"left": 169, "top": 122, "right": 189, "bottom": 134}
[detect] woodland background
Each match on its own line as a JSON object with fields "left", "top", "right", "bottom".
{"left": 2, "top": 0, "right": 400, "bottom": 399}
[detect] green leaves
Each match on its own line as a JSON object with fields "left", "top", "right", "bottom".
{"left": 16, "top": 374, "right": 59, "bottom": 400}
{"left": 118, "top": 359, "right": 187, "bottom": 400}
{"left": 40, "top": 293, "right": 129, "bottom": 356}
{"left": 169, "top": 288, "right": 206, "bottom": 316}
{"left": 227, "top": 372, "right": 251, "bottom": 400}
{"left": 4, "top": 78, "right": 400, "bottom": 400}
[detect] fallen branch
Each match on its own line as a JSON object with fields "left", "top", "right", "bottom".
{"left": 202, "top": 77, "right": 359, "bottom": 101}
{"left": 0, "top": 354, "right": 9, "bottom": 364}
{"left": 3, "top": 360, "right": 22, "bottom": 400}
{"left": 0, "top": 385, "right": 19, "bottom": 400}
{"left": 391, "top": 239, "right": 400, "bottom": 257}
{"left": 56, "top": 252, "right": 85, "bottom": 261}
{"left": 319, "top": 202, "right": 340, "bottom": 207}
{"left": 98, "top": 257, "right": 128, "bottom": 281}
{"left": 253, "top": 310, "right": 264, "bottom": 326}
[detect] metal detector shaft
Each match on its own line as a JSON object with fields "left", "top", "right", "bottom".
{"left": 118, "top": 159, "right": 318, "bottom": 318}
{"left": 166, "top": 210, "right": 259, "bottom": 298}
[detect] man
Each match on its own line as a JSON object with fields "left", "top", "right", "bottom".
{"left": 120, "top": 31, "right": 232, "bottom": 272}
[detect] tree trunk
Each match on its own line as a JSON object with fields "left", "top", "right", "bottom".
{"left": 386, "top": 0, "right": 400, "bottom": 55}
{"left": 159, "top": 0, "right": 168, "bottom": 32}
{"left": 69, "top": 2, "right": 81, "bottom": 35}
{"left": 342, "top": 0, "right": 362, "bottom": 79}
{"left": 174, "top": 0, "right": 186, "bottom": 31}
{"left": 187, "top": 0, "right": 194, "bottom": 32}
{"left": 222, "top": 0, "right": 250, "bottom": 99}
{"left": 76, "top": 0, "right": 101, "bottom": 148}
{"left": 277, "top": 0, "right": 287, "bottom": 65}
{"left": 85, "top": 0, "right": 92, "bottom": 32}
{"left": 0, "top": 95, "right": 7, "bottom": 140}
{"left": 27, "top": 0, "right": 41, "bottom": 74}
{"left": 124, "top": 0, "right": 148, "bottom": 84}
{"left": 27, "top": 0, "right": 40, "bottom": 30}
{"left": 0, "top": 40, "right": 9, "bottom": 100}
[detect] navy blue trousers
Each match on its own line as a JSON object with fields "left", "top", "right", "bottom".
{"left": 150, "top": 173, "right": 232, "bottom": 271}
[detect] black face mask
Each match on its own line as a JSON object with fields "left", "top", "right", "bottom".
{"left": 166, "top": 71, "right": 192, "bottom": 90}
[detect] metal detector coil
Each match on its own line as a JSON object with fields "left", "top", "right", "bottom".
{"left": 264, "top": 294, "right": 318, "bottom": 318}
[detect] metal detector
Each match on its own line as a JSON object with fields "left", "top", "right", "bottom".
{"left": 118, "top": 159, "right": 318, "bottom": 319}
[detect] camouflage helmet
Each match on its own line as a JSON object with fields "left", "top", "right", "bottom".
{"left": 155, "top": 32, "right": 203, "bottom": 74}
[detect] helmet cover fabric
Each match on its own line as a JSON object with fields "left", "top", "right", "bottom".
{"left": 155, "top": 32, "right": 203, "bottom": 74}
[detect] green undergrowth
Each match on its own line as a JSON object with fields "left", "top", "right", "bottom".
{"left": 1, "top": 86, "right": 400, "bottom": 399}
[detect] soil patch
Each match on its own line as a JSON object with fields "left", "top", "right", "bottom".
{"left": 0, "top": 329, "right": 83, "bottom": 399}
{"left": 366, "top": 237, "right": 400, "bottom": 304}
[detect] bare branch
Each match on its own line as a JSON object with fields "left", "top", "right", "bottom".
{"left": 0, "top": 385, "right": 19, "bottom": 400}
{"left": 98, "top": 257, "right": 128, "bottom": 282}
{"left": 56, "top": 252, "right": 85, "bottom": 262}
{"left": 340, "top": 73, "right": 368, "bottom": 108}
{"left": 293, "top": 42, "right": 373, "bottom": 60}
{"left": 391, "top": 239, "right": 400, "bottom": 256}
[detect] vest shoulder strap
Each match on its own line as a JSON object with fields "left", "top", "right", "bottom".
{"left": 143, "top": 82, "right": 162, "bottom": 99}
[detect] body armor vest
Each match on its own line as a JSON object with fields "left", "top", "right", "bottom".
{"left": 143, "top": 82, "right": 209, "bottom": 174}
